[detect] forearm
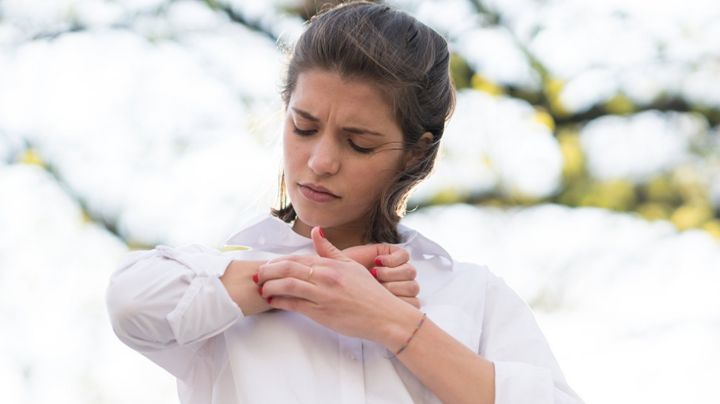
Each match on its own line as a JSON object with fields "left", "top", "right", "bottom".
{"left": 220, "top": 260, "right": 272, "bottom": 315}
{"left": 382, "top": 304, "right": 495, "bottom": 404}
{"left": 107, "top": 246, "right": 243, "bottom": 350}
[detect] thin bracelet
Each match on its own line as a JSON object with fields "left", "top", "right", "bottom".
{"left": 394, "top": 312, "right": 427, "bottom": 356}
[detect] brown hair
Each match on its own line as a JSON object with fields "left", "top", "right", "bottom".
{"left": 272, "top": 0, "right": 455, "bottom": 243}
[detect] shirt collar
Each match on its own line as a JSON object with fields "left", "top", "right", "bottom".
{"left": 224, "top": 214, "right": 454, "bottom": 269}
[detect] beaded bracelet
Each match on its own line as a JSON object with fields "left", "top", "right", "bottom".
{"left": 394, "top": 312, "right": 427, "bottom": 356}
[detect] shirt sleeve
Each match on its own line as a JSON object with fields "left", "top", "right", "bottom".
{"left": 479, "top": 272, "right": 584, "bottom": 404}
{"left": 105, "top": 243, "right": 244, "bottom": 378}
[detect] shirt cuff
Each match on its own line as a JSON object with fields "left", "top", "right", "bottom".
{"left": 155, "top": 244, "right": 233, "bottom": 277}
{"left": 160, "top": 246, "right": 244, "bottom": 345}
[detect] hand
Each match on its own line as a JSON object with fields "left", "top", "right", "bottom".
{"left": 343, "top": 244, "right": 420, "bottom": 308}
{"left": 256, "top": 227, "right": 419, "bottom": 343}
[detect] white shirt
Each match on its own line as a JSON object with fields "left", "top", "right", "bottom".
{"left": 106, "top": 214, "right": 582, "bottom": 404}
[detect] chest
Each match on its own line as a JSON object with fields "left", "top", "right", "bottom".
{"left": 218, "top": 276, "right": 483, "bottom": 404}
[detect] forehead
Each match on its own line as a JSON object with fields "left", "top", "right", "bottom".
{"left": 289, "top": 69, "right": 401, "bottom": 133}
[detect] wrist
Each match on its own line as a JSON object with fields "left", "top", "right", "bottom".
{"left": 220, "top": 260, "right": 271, "bottom": 316}
{"left": 377, "top": 301, "right": 424, "bottom": 353}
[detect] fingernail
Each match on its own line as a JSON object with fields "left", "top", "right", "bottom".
{"left": 374, "top": 258, "right": 383, "bottom": 266}
{"left": 266, "top": 297, "right": 273, "bottom": 304}
{"left": 370, "top": 268, "right": 378, "bottom": 279}
{"left": 318, "top": 227, "right": 325, "bottom": 238}
{"left": 252, "top": 273, "right": 259, "bottom": 284}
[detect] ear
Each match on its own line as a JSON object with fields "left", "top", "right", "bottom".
{"left": 403, "top": 131, "right": 434, "bottom": 170}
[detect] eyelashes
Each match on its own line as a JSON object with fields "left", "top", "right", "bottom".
{"left": 292, "top": 127, "right": 316, "bottom": 137}
{"left": 292, "top": 125, "right": 376, "bottom": 154}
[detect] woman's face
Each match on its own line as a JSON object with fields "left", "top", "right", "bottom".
{"left": 283, "top": 69, "right": 408, "bottom": 231}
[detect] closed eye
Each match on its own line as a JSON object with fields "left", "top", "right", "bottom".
{"left": 292, "top": 124, "right": 375, "bottom": 154}
{"left": 293, "top": 126, "right": 316, "bottom": 136}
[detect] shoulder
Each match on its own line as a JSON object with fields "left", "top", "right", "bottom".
{"left": 409, "top": 236, "right": 525, "bottom": 321}
{"left": 451, "top": 259, "right": 532, "bottom": 318}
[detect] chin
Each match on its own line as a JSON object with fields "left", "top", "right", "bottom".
{"left": 294, "top": 206, "right": 334, "bottom": 228}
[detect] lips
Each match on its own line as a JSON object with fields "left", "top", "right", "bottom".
{"left": 299, "top": 183, "right": 340, "bottom": 198}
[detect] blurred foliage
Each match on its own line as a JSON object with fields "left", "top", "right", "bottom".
{"left": 19, "top": 148, "right": 46, "bottom": 167}
{"left": 443, "top": 41, "right": 720, "bottom": 240}
{"left": 428, "top": 187, "right": 469, "bottom": 205}
{"left": 604, "top": 93, "right": 636, "bottom": 115}
{"left": 533, "top": 107, "right": 555, "bottom": 132}
{"left": 557, "top": 130, "right": 585, "bottom": 181}
{"left": 471, "top": 73, "right": 504, "bottom": 96}
{"left": 109, "top": 0, "right": 720, "bottom": 244}
{"left": 5, "top": 0, "right": 717, "bottom": 242}
{"left": 544, "top": 78, "right": 571, "bottom": 118}
{"left": 449, "top": 52, "right": 473, "bottom": 90}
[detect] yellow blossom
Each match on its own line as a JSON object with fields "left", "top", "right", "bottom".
{"left": 557, "top": 131, "right": 585, "bottom": 181}
{"left": 471, "top": 74, "right": 503, "bottom": 96}
{"left": 544, "top": 78, "right": 570, "bottom": 117}
{"left": 645, "top": 176, "right": 676, "bottom": 203}
{"left": 430, "top": 188, "right": 465, "bottom": 205}
{"left": 605, "top": 93, "right": 635, "bottom": 115}
{"left": 533, "top": 107, "right": 555, "bottom": 132}
{"left": 637, "top": 202, "right": 671, "bottom": 221}
{"left": 20, "top": 149, "right": 45, "bottom": 167}
{"left": 670, "top": 203, "right": 713, "bottom": 230}
{"left": 702, "top": 220, "right": 720, "bottom": 239}
{"left": 579, "top": 180, "right": 636, "bottom": 211}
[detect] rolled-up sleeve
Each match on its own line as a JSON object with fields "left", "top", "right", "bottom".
{"left": 106, "top": 244, "right": 243, "bottom": 377}
{"left": 480, "top": 273, "right": 583, "bottom": 403}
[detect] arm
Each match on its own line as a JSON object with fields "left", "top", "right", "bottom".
{"left": 258, "top": 229, "right": 494, "bottom": 403}
{"left": 106, "top": 244, "right": 261, "bottom": 377}
{"left": 259, "top": 229, "right": 582, "bottom": 404}
{"left": 477, "top": 273, "right": 582, "bottom": 403}
{"left": 363, "top": 273, "right": 581, "bottom": 404}
{"left": 218, "top": 242, "right": 420, "bottom": 310}
{"left": 381, "top": 305, "right": 495, "bottom": 404}
{"left": 107, "top": 241, "right": 418, "bottom": 377}
{"left": 220, "top": 259, "right": 273, "bottom": 315}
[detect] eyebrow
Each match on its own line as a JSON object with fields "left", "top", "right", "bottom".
{"left": 291, "top": 107, "right": 385, "bottom": 137}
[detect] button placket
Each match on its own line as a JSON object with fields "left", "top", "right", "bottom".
{"left": 337, "top": 336, "right": 366, "bottom": 404}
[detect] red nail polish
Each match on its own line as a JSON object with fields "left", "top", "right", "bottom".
{"left": 252, "top": 273, "right": 259, "bottom": 284}
{"left": 374, "top": 258, "right": 383, "bottom": 266}
{"left": 319, "top": 227, "right": 325, "bottom": 238}
{"left": 370, "top": 268, "right": 378, "bottom": 279}
{"left": 267, "top": 297, "right": 273, "bottom": 304}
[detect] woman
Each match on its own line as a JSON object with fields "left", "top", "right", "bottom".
{"left": 107, "top": 2, "right": 582, "bottom": 403}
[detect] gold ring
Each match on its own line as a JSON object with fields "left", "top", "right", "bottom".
{"left": 307, "top": 266, "right": 314, "bottom": 282}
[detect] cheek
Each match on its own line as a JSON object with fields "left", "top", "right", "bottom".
{"left": 282, "top": 130, "right": 301, "bottom": 175}
{"left": 351, "top": 161, "right": 401, "bottom": 200}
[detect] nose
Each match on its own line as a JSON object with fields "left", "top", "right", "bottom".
{"left": 307, "top": 131, "right": 341, "bottom": 176}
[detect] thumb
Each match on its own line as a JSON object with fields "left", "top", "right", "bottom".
{"left": 311, "top": 227, "right": 349, "bottom": 261}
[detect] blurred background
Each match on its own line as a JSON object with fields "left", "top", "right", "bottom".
{"left": 1, "top": 0, "right": 718, "bottom": 403}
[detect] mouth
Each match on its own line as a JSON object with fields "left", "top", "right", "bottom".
{"left": 298, "top": 183, "right": 341, "bottom": 202}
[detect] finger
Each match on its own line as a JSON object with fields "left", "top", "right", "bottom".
{"left": 266, "top": 295, "right": 317, "bottom": 313}
{"left": 375, "top": 247, "right": 410, "bottom": 268}
{"left": 265, "top": 255, "right": 316, "bottom": 266}
{"left": 383, "top": 280, "right": 420, "bottom": 298}
{"left": 259, "top": 260, "right": 315, "bottom": 285}
{"left": 261, "top": 277, "right": 319, "bottom": 302}
{"left": 374, "top": 263, "right": 417, "bottom": 282}
{"left": 399, "top": 297, "right": 420, "bottom": 309}
{"left": 312, "top": 227, "right": 348, "bottom": 261}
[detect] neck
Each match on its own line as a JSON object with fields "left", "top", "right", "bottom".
{"left": 292, "top": 217, "right": 367, "bottom": 250}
